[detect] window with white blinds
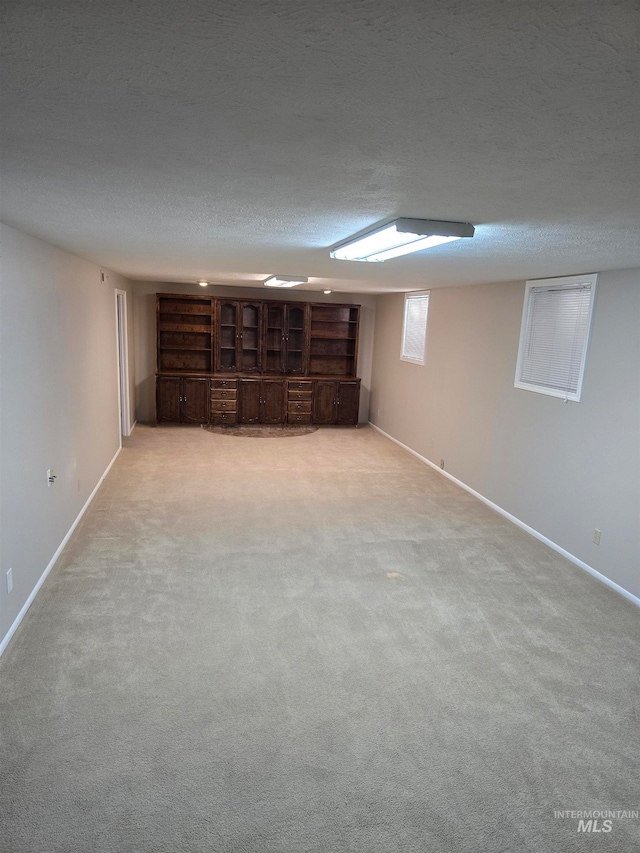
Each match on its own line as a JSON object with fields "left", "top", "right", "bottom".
{"left": 514, "top": 274, "right": 597, "bottom": 401}
{"left": 401, "top": 291, "right": 430, "bottom": 364}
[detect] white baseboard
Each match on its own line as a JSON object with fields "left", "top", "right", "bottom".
{"left": 369, "top": 422, "right": 640, "bottom": 609}
{"left": 0, "top": 446, "right": 123, "bottom": 657}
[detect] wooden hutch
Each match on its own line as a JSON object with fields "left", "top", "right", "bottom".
{"left": 156, "top": 294, "right": 361, "bottom": 426}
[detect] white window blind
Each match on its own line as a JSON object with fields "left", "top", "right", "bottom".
{"left": 515, "top": 275, "right": 597, "bottom": 401}
{"left": 401, "top": 291, "right": 429, "bottom": 364}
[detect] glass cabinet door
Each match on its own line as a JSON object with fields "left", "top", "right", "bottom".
{"left": 285, "top": 305, "right": 306, "bottom": 374}
{"left": 264, "top": 303, "right": 285, "bottom": 373}
{"left": 240, "top": 303, "right": 261, "bottom": 372}
{"left": 217, "top": 301, "right": 238, "bottom": 371}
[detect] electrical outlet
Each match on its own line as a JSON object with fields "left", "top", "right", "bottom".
{"left": 47, "top": 468, "right": 57, "bottom": 487}
{"left": 440, "top": 459, "right": 445, "bottom": 470}
{"left": 593, "top": 528, "right": 601, "bottom": 546}
{"left": 6, "top": 568, "right": 13, "bottom": 594}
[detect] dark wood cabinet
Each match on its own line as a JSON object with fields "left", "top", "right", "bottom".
{"left": 308, "top": 304, "right": 359, "bottom": 377}
{"left": 239, "top": 302, "right": 262, "bottom": 373}
{"left": 263, "top": 302, "right": 285, "bottom": 373}
{"left": 312, "top": 380, "right": 360, "bottom": 425}
{"left": 287, "top": 380, "right": 313, "bottom": 424}
{"left": 312, "top": 381, "right": 337, "bottom": 425}
{"left": 156, "top": 295, "right": 361, "bottom": 426}
{"left": 157, "top": 376, "right": 209, "bottom": 423}
{"left": 159, "top": 293, "right": 358, "bottom": 379}
{"left": 157, "top": 295, "right": 213, "bottom": 373}
{"left": 284, "top": 304, "right": 307, "bottom": 374}
{"left": 263, "top": 380, "right": 286, "bottom": 423}
{"left": 239, "top": 379, "right": 286, "bottom": 424}
{"left": 215, "top": 301, "right": 263, "bottom": 373}
{"left": 183, "top": 378, "right": 210, "bottom": 423}
{"left": 262, "top": 302, "right": 308, "bottom": 374}
{"left": 216, "top": 300, "right": 240, "bottom": 372}
{"left": 210, "top": 378, "right": 238, "bottom": 424}
{"left": 238, "top": 379, "right": 261, "bottom": 423}
{"left": 157, "top": 376, "right": 182, "bottom": 422}
{"left": 335, "top": 381, "right": 360, "bottom": 425}
{"left": 158, "top": 375, "right": 359, "bottom": 426}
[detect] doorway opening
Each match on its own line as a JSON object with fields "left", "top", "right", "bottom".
{"left": 115, "top": 290, "right": 132, "bottom": 437}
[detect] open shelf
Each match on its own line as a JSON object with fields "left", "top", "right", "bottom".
{"left": 308, "top": 356, "right": 355, "bottom": 375}
{"left": 310, "top": 332, "right": 357, "bottom": 340}
{"left": 159, "top": 323, "right": 212, "bottom": 333}
{"left": 157, "top": 295, "right": 359, "bottom": 378}
{"left": 158, "top": 303, "right": 211, "bottom": 315}
{"left": 307, "top": 304, "right": 359, "bottom": 376}
{"left": 160, "top": 345, "right": 212, "bottom": 352}
{"left": 157, "top": 295, "right": 214, "bottom": 373}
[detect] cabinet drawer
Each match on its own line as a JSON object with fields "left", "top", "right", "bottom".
{"left": 211, "top": 411, "right": 237, "bottom": 424}
{"left": 211, "top": 398, "right": 236, "bottom": 411}
{"left": 287, "top": 412, "right": 312, "bottom": 425}
{"left": 211, "top": 379, "right": 238, "bottom": 389}
{"left": 288, "top": 390, "right": 313, "bottom": 401}
{"left": 287, "top": 400, "right": 312, "bottom": 414}
{"left": 210, "top": 388, "right": 237, "bottom": 400}
{"left": 288, "top": 381, "right": 313, "bottom": 391}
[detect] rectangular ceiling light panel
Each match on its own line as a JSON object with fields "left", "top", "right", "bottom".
{"left": 264, "top": 276, "right": 309, "bottom": 288}
{"left": 330, "top": 218, "right": 474, "bottom": 262}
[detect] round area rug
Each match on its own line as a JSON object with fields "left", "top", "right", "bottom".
{"left": 205, "top": 424, "right": 319, "bottom": 437}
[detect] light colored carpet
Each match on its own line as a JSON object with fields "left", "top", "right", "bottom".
{"left": 1, "top": 424, "right": 638, "bottom": 852}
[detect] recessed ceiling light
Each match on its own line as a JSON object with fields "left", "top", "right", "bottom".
{"left": 264, "top": 275, "right": 308, "bottom": 288}
{"left": 330, "top": 218, "right": 474, "bottom": 262}
{"left": 198, "top": 280, "right": 208, "bottom": 287}
{"left": 324, "top": 290, "right": 332, "bottom": 294}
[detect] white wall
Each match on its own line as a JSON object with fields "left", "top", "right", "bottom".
{"left": 0, "top": 223, "right": 135, "bottom": 650}
{"left": 370, "top": 269, "right": 640, "bottom": 600}
{"left": 132, "top": 281, "right": 377, "bottom": 423}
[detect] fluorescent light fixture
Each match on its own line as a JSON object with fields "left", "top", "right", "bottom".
{"left": 263, "top": 275, "right": 308, "bottom": 288}
{"left": 330, "top": 218, "right": 475, "bottom": 262}
{"left": 323, "top": 289, "right": 332, "bottom": 294}
{"left": 198, "top": 280, "right": 208, "bottom": 287}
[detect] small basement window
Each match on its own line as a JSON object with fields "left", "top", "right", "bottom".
{"left": 514, "top": 274, "right": 597, "bottom": 402}
{"left": 401, "top": 291, "right": 430, "bottom": 365}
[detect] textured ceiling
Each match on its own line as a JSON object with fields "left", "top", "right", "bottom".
{"left": 1, "top": 0, "right": 639, "bottom": 293}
